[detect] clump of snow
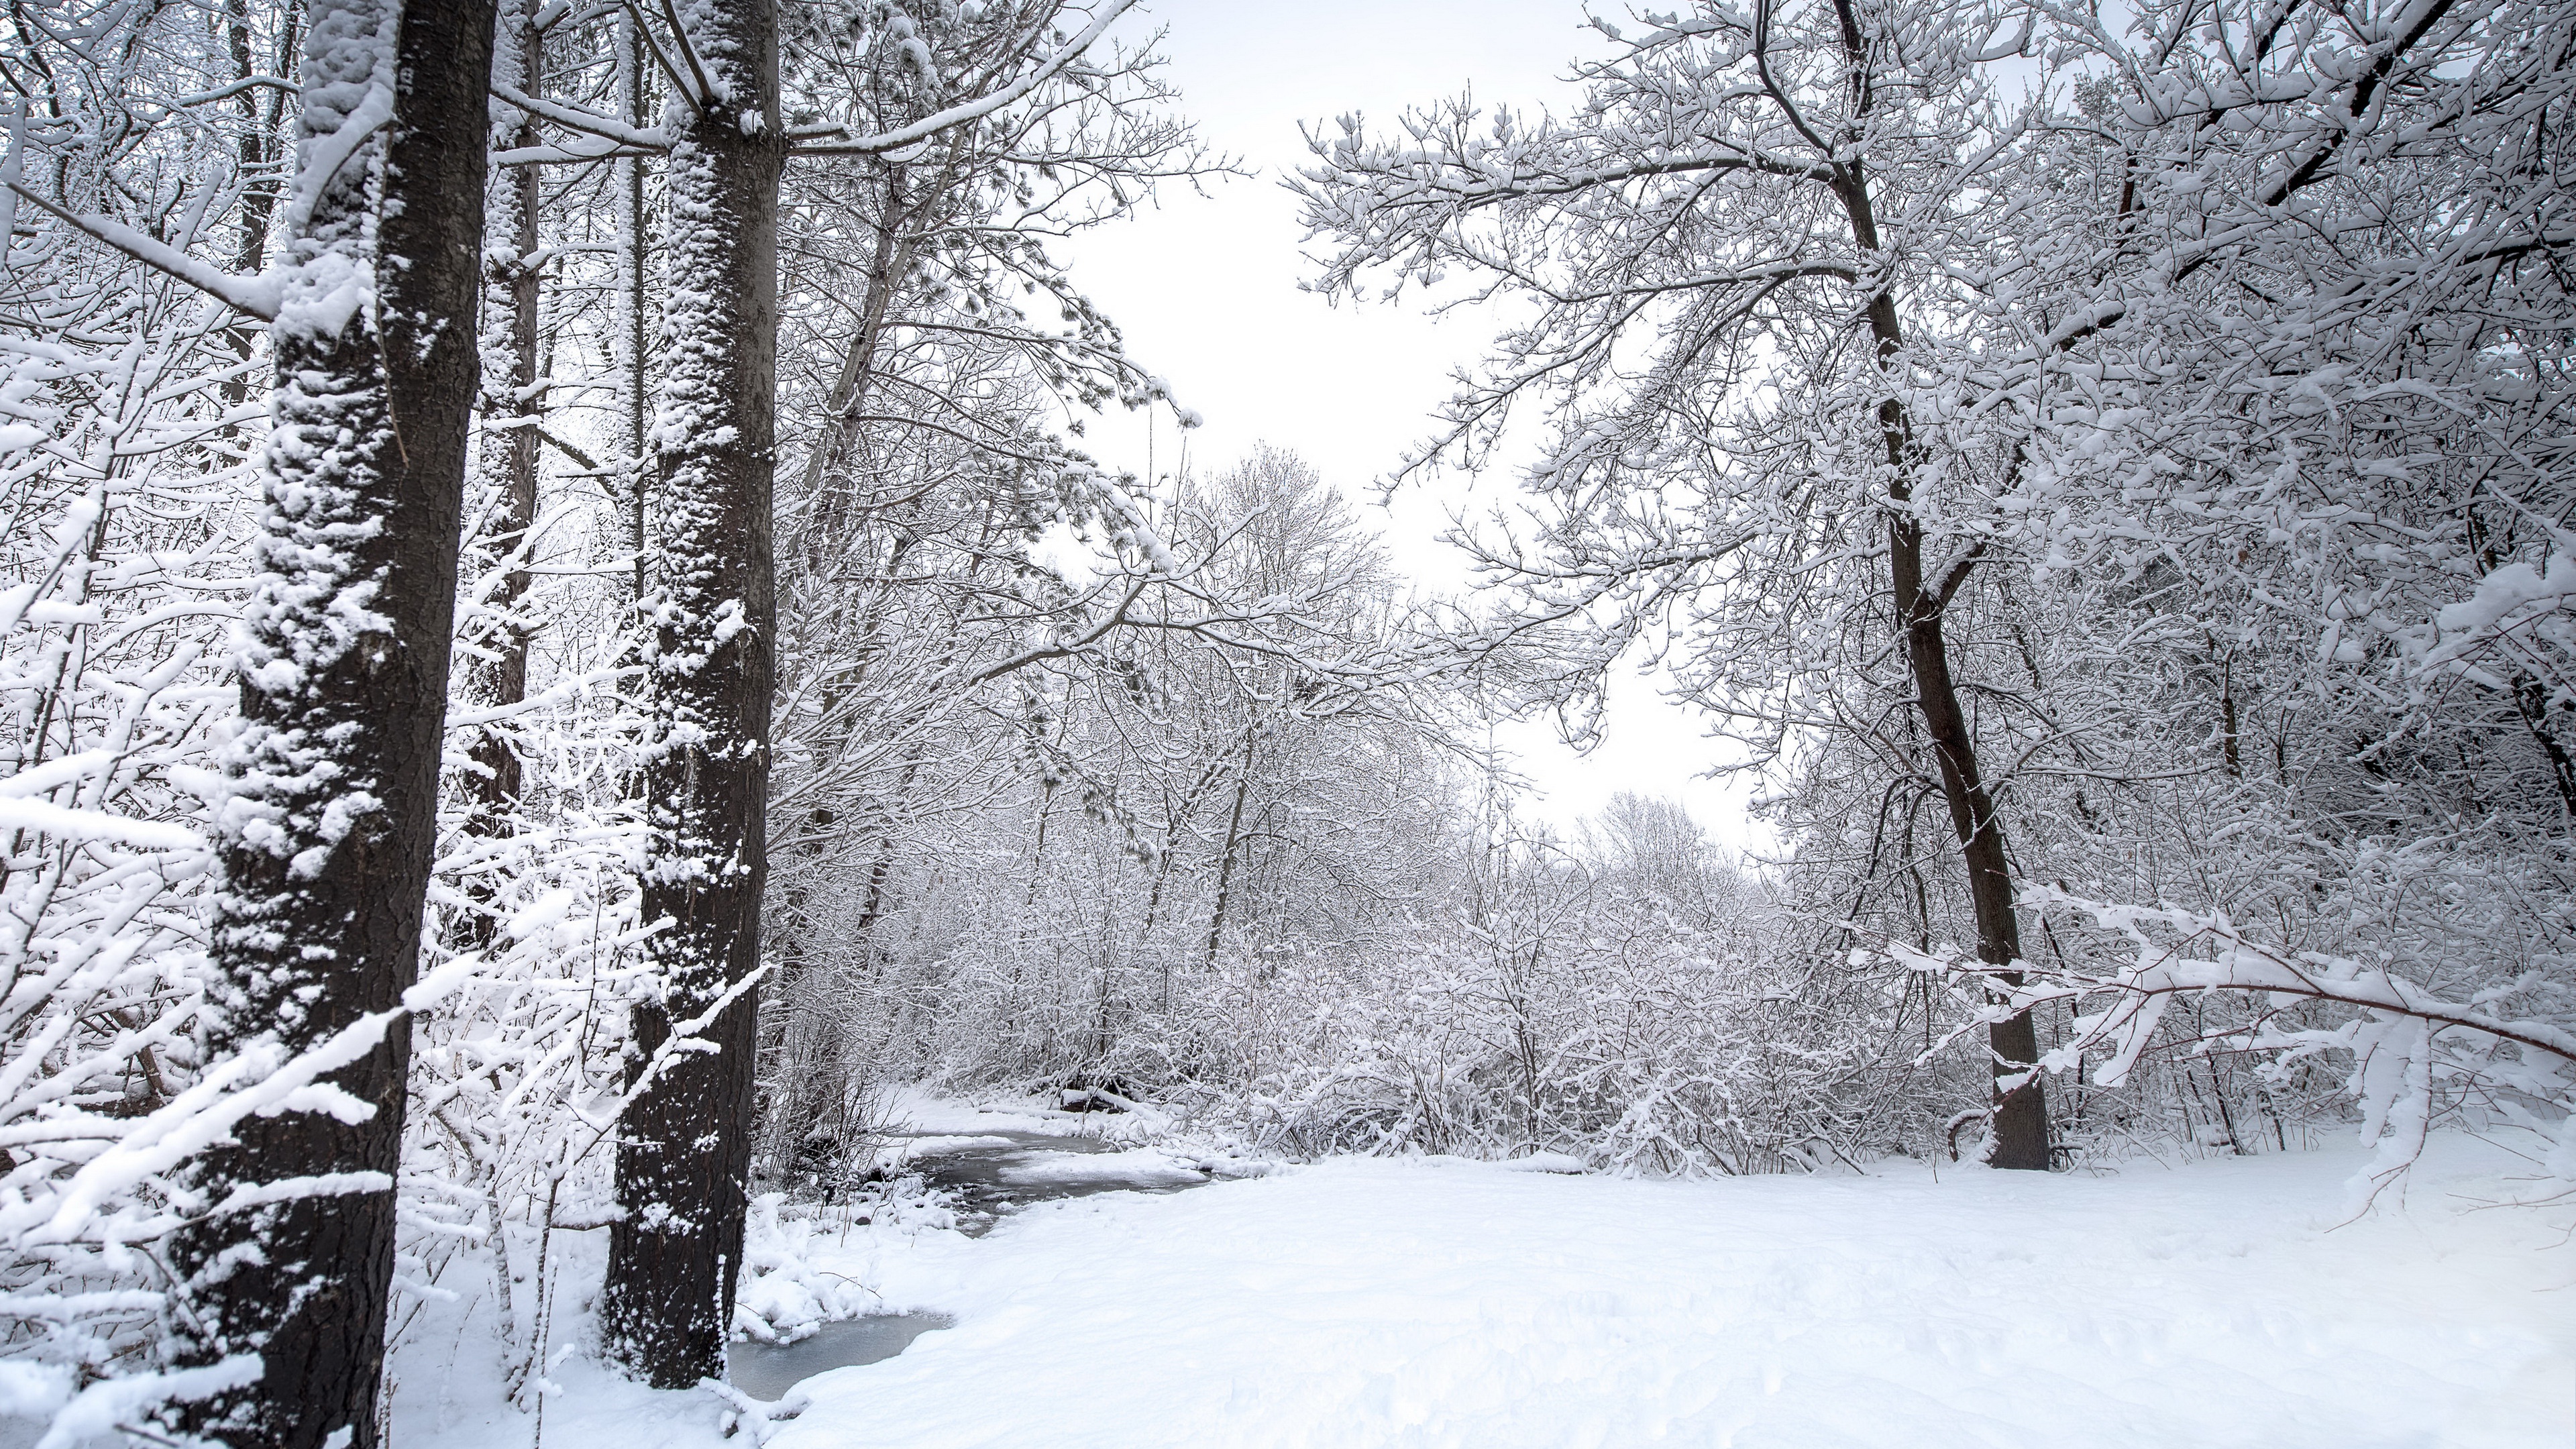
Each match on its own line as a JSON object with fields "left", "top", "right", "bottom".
{"left": 732, "top": 1194, "right": 881, "bottom": 1344}
{"left": 991, "top": 1146, "right": 1208, "bottom": 1189}
{"left": 1491, "top": 1152, "right": 1587, "bottom": 1174}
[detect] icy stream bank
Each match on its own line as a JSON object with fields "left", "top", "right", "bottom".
{"left": 891, "top": 1127, "right": 1214, "bottom": 1236}
{"left": 727, "top": 1124, "right": 1215, "bottom": 1399}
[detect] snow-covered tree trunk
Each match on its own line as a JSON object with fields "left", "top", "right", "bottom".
{"left": 164, "top": 0, "right": 494, "bottom": 1441}
{"left": 1203, "top": 730, "right": 1255, "bottom": 969}
{"left": 619, "top": 10, "right": 653, "bottom": 602}
{"left": 600, "top": 0, "right": 780, "bottom": 1389}
{"left": 463, "top": 0, "right": 545, "bottom": 849}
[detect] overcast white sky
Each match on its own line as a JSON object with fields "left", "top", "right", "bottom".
{"left": 1050, "top": 0, "right": 1768, "bottom": 854}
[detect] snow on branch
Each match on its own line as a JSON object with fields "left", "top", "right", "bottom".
{"left": 790, "top": 0, "right": 1144, "bottom": 156}
{"left": 3, "top": 185, "right": 281, "bottom": 321}
{"left": 1881, "top": 885, "right": 2576, "bottom": 1201}
{"left": 14, "top": 952, "right": 482, "bottom": 1249}
{"left": 2409, "top": 548, "right": 2576, "bottom": 686}
{"left": 490, "top": 80, "right": 669, "bottom": 153}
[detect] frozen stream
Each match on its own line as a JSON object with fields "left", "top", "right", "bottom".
{"left": 725, "top": 1314, "right": 955, "bottom": 1401}
{"left": 727, "top": 1127, "right": 1212, "bottom": 1400}
{"left": 896, "top": 1128, "right": 1213, "bottom": 1236}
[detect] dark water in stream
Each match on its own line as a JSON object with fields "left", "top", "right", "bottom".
{"left": 727, "top": 1313, "right": 956, "bottom": 1401}
{"left": 901, "top": 1128, "right": 1210, "bottom": 1234}
{"left": 727, "top": 1126, "right": 1212, "bottom": 1400}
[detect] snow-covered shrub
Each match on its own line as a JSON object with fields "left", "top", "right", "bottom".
{"left": 731, "top": 1192, "right": 882, "bottom": 1343}
{"left": 0, "top": 225, "right": 254, "bottom": 1407}
{"left": 1901, "top": 849, "right": 2576, "bottom": 1201}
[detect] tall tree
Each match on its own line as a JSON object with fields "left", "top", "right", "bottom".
{"left": 1295, "top": 0, "right": 2055, "bottom": 1167}
{"left": 164, "top": 0, "right": 496, "bottom": 1440}
{"left": 589, "top": 0, "right": 1165, "bottom": 1379}
{"left": 598, "top": 0, "right": 784, "bottom": 1387}
{"left": 460, "top": 0, "right": 547, "bottom": 861}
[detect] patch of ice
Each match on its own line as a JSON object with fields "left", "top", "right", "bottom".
{"left": 885, "top": 1135, "right": 1018, "bottom": 1159}
{"left": 991, "top": 1148, "right": 1207, "bottom": 1189}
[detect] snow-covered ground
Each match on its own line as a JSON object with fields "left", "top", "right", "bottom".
{"left": 408, "top": 1127, "right": 2575, "bottom": 1449}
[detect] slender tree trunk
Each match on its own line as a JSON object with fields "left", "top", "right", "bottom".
{"left": 165, "top": 0, "right": 494, "bottom": 1441}
{"left": 2511, "top": 671, "right": 2576, "bottom": 819}
{"left": 219, "top": 0, "right": 276, "bottom": 404}
{"left": 1020, "top": 779, "right": 1059, "bottom": 926}
{"left": 464, "top": 0, "right": 545, "bottom": 845}
{"left": 1888, "top": 556, "right": 2049, "bottom": 1169}
{"left": 1144, "top": 792, "right": 1181, "bottom": 1010}
{"left": 620, "top": 9, "right": 651, "bottom": 602}
{"left": 1142, "top": 802, "right": 1175, "bottom": 936}
{"left": 847, "top": 745, "right": 922, "bottom": 967}
{"left": 1203, "top": 730, "right": 1255, "bottom": 969}
{"left": 225, "top": 0, "right": 266, "bottom": 274}
{"left": 600, "top": 0, "right": 782, "bottom": 1387}
{"left": 752, "top": 746, "right": 915, "bottom": 1180}
{"left": 1830, "top": 88, "right": 2049, "bottom": 1168}
{"left": 797, "top": 168, "right": 918, "bottom": 520}
{"left": 2219, "top": 651, "right": 2242, "bottom": 777}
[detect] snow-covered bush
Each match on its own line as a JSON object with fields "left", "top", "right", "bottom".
{"left": 0, "top": 198, "right": 254, "bottom": 1409}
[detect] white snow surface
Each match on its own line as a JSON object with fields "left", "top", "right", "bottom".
{"left": 991, "top": 1146, "right": 1206, "bottom": 1188}
{"left": 402, "top": 1133, "right": 2572, "bottom": 1449}
{"left": 883, "top": 1133, "right": 1018, "bottom": 1157}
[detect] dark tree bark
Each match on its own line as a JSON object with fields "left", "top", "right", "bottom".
{"left": 600, "top": 0, "right": 782, "bottom": 1387}
{"left": 463, "top": 0, "right": 545, "bottom": 850}
{"left": 796, "top": 164, "right": 920, "bottom": 528}
{"left": 1888, "top": 513, "right": 2051, "bottom": 1171}
{"left": 164, "top": 0, "right": 494, "bottom": 1442}
{"left": 1828, "top": 0, "right": 2048, "bottom": 1170}
{"left": 218, "top": 0, "right": 289, "bottom": 406}
{"left": 1202, "top": 729, "right": 1255, "bottom": 969}
{"left": 1859, "top": 300, "right": 2050, "bottom": 1169}
{"left": 621, "top": 10, "right": 652, "bottom": 602}
{"left": 2512, "top": 671, "right": 2576, "bottom": 819}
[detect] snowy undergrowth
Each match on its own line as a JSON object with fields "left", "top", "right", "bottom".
{"left": 735, "top": 1195, "right": 909, "bottom": 1345}
{"left": 378, "top": 1128, "right": 2570, "bottom": 1449}
{"left": 877, "top": 1084, "right": 1171, "bottom": 1140}
{"left": 876, "top": 1085, "right": 1278, "bottom": 1178}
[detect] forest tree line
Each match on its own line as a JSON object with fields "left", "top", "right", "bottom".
{"left": 0, "top": 0, "right": 2568, "bottom": 1444}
